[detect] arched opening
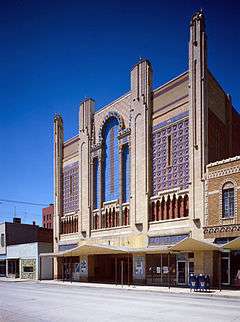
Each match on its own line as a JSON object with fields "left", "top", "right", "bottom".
{"left": 112, "top": 208, "right": 115, "bottom": 227}
{"left": 109, "top": 209, "right": 112, "bottom": 228}
{"left": 102, "top": 117, "right": 120, "bottom": 202}
{"left": 161, "top": 197, "right": 166, "bottom": 220}
{"left": 183, "top": 194, "right": 189, "bottom": 217}
{"left": 105, "top": 209, "right": 108, "bottom": 228}
{"left": 166, "top": 195, "right": 171, "bottom": 220}
{"left": 151, "top": 201, "right": 156, "bottom": 221}
{"left": 156, "top": 200, "right": 160, "bottom": 221}
{"left": 172, "top": 194, "right": 177, "bottom": 219}
{"left": 124, "top": 207, "right": 129, "bottom": 226}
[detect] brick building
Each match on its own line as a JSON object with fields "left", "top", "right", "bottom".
{"left": 204, "top": 157, "right": 240, "bottom": 287}
{"left": 0, "top": 218, "right": 53, "bottom": 279}
{"left": 49, "top": 11, "right": 240, "bottom": 288}
{"left": 42, "top": 204, "right": 54, "bottom": 229}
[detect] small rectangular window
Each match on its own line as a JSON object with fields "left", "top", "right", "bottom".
{"left": 0, "top": 234, "right": 4, "bottom": 247}
{"left": 167, "top": 135, "right": 172, "bottom": 167}
{"left": 23, "top": 266, "right": 34, "bottom": 273}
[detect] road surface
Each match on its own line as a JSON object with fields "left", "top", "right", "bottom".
{"left": 0, "top": 281, "right": 239, "bottom": 322}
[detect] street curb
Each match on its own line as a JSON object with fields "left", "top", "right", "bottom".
{"left": 37, "top": 280, "right": 240, "bottom": 300}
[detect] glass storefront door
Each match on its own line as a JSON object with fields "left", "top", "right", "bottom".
{"left": 221, "top": 253, "right": 230, "bottom": 285}
{"left": 177, "top": 260, "right": 194, "bottom": 285}
{"left": 177, "top": 261, "right": 187, "bottom": 285}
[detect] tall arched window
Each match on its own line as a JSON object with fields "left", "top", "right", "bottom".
{"left": 122, "top": 144, "right": 130, "bottom": 203}
{"left": 222, "top": 182, "right": 234, "bottom": 218}
{"left": 93, "top": 158, "right": 99, "bottom": 209}
{"left": 103, "top": 117, "right": 120, "bottom": 202}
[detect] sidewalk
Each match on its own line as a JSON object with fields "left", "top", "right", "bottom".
{"left": 38, "top": 279, "right": 240, "bottom": 299}
{"left": 1, "top": 277, "right": 240, "bottom": 299}
{"left": 0, "top": 277, "right": 34, "bottom": 283}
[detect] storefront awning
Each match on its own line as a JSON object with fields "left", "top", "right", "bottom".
{"left": 40, "top": 243, "right": 129, "bottom": 258}
{"left": 170, "top": 237, "right": 220, "bottom": 252}
{"left": 130, "top": 245, "right": 171, "bottom": 254}
{"left": 223, "top": 237, "right": 240, "bottom": 250}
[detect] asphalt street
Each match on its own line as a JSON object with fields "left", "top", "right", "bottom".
{"left": 0, "top": 281, "right": 239, "bottom": 322}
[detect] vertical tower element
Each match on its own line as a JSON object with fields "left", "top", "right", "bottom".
{"left": 53, "top": 114, "right": 63, "bottom": 278}
{"left": 130, "top": 59, "right": 152, "bottom": 232}
{"left": 79, "top": 98, "right": 95, "bottom": 238}
{"left": 189, "top": 11, "right": 208, "bottom": 234}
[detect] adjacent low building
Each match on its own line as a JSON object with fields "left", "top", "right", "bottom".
{"left": 0, "top": 218, "right": 53, "bottom": 280}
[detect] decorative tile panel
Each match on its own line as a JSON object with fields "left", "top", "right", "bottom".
{"left": 152, "top": 112, "right": 189, "bottom": 195}
{"left": 63, "top": 162, "right": 79, "bottom": 214}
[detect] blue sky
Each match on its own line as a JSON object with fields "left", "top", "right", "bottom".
{"left": 0, "top": 0, "right": 239, "bottom": 225}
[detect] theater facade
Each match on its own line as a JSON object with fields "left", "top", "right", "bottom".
{"left": 51, "top": 11, "right": 240, "bottom": 288}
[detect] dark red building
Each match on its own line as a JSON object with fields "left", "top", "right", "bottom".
{"left": 42, "top": 204, "right": 54, "bottom": 229}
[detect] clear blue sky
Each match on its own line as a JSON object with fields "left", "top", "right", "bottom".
{"left": 0, "top": 0, "right": 239, "bottom": 225}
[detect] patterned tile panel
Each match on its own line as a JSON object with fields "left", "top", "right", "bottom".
{"left": 63, "top": 161, "right": 79, "bottom": 214}
{"left": 152, "top": 112, "right": 189, "bottom": 195}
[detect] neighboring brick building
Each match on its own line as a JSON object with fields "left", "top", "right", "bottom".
{"left": 0, "top": 218, "right": 53, "bottom": 279}
{"left": 205, "top": 156, "right": 240, "bottom": 239}
{"left": 203, "top": 157, "right": 240, "bottom": 287}
{"left": 42, "top": 204, "right": 54, "bottom": 229}
{"left": 50, "top": 11, "right": 240, "bottom": 288}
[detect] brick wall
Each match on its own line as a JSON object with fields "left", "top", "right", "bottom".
{"left": 204, "top": 157, "right": 240, "bottom": 239}
{"left": 42, "top": 204, "right": 54, "bottom": 229}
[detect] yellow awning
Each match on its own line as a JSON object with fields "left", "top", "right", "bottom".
{"left": 131, "top": 245, "right": 171, "bottom": 254}
{"left": 170, "top": 237, "right": 220, "bottom": 252}
{"left": 40, "top": 243, "right": 129, "bottom": 258}
{"left": 223, "top": 237, "right": 240, "bottom": 250}
{"left": 64, "top": 243, "right": 128, "bottom": 256}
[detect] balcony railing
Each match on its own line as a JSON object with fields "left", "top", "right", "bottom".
{"left": 60, "top": 214, "right": 78, "bottom": 234}
{"left": 149, "top": 191, "right": 189, "bottom": 222}
{"left": 92, "top": 202, "right": 130, "bottom": 230}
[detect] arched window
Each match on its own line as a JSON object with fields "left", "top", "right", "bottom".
{"left": 183, "top": 194, "right": 189, "bottom": 217}
{"left": 151, "top": 202, "right": 156, "bottom": 221}
{"left": 124, "top": 207, "right": 129, "bottom": 226}
{"left": 222, "top": 182, "right": 234, "bottom": 218}
{"left": 156, "top": 200, "right": 160, "bottom": 221}
{"left": 103, "top": 117, "right": 119, "bottom": 202}
{"left": 93, "top": 158, "right": 99, "bottom": 209}
{"left": 122, "top": 145, "right": 130, "bottom": 203}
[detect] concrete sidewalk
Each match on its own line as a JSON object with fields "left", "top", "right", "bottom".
{"left": 38, "top": 279, "right": 240, "bottom": 299}
{"left": 1, "top": 277, "right": 240, "bottom": 299}
{"left": 0, "top": 277, "right": 34, "bottom": 283}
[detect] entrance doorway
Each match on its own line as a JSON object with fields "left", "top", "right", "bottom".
{"left": 221, "top": 252, "right": 230, "bottom": 285}
{"left": 7, "top": 259, "right": 19, "bottom": 278}
{"left": 0, "top": 260, "right": 6, "bottom": 276}
{"left": 177, "top": 260, "right": 194, "bottom": 285}
{"left": 91, "top": 254, "right": 132, "bottom": 285}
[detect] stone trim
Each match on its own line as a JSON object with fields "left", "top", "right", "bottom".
{"left": 208, "top": 165, "right": 240, "bottom": 179}
{"left": 203, "top": 224, "right": 240, "bottom": 237}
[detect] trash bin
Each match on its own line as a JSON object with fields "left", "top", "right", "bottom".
{"left": 189, "top": 273, "right": 197, "bottom": 291}
{"left": 204, "top": 274, "right": 210, "bottom": 291}
{"left": 198, "top": 274, "right": 206, "bottom": 291}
